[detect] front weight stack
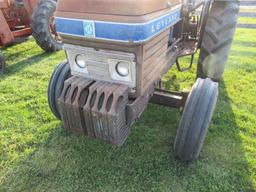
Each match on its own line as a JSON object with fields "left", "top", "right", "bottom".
{"left": 57, "top": 76, "right": 130, "bottom": 146}
{"left": 48, "top": 61, "right": 71, "bottom": 119}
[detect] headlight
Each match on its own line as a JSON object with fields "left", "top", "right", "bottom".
{"left": 75, "top": 54, "right": 87, "bottom": 68}
{"left": 115, "top": 61, "right": 129, "bottom": 77}
{"left": 108, "top": 59, "right": 136, "bottom": 87}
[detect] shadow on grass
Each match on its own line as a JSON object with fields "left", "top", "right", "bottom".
{"left": 0, "top": 52, "right": 54, "bottom": 80}
{"left": 1, "top": 37, "right": 30, "bottom": 50}
{"left": 232, "top": 40, "right": 256, "bottom": 48}
{"left": 0, "top": 38, "right": 58, "bottom": 80}
{"left": 231, "top": 49, "right": 256, "bottom": 58}
{"left": 6, "top": 46, "right": 38, "bottom": 60}
{"left": 0, "top": 80, "right": 254, "bottom": 192}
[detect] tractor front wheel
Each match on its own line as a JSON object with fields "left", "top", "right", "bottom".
{"left": 32, "top": 0, "right": 62, "bottom": 52}
{"left": 174, "top": 78, "right": 219, "bottom": 161}
{"left": 48, "top": 61, "right": 70, "bottom": 119}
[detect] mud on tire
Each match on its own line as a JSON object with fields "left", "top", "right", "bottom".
{"left": 197, "top": 0, "right": 240, "bottom": 81}
{"left": 32, "top": 0, "right": 62, "bottom": 52}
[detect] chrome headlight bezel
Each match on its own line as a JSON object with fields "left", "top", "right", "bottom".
{"left": 108, "top": 59, "right": 136, "bottom": 86}
{"left": 64, "top": 44, "right": 136, "bottom": 88}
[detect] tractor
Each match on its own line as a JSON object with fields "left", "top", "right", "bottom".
{"left": 0, "top": 0, "right": 62, "bottom": 73}
{"left": 48, "top": 0, "right": 239, "bottom": 161}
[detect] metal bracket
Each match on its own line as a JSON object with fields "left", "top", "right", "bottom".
{"left": 176, "top": 53, "right": 195, "bottom": 72}
{"left": 126, "top": 87, "right": 189, "bottom": 128}
{"left": 150, "top": 89, "right": 189, "bottom": 109}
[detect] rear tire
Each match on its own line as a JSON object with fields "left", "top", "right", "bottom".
{"left": 197, "top": 0, "right": 239, "bottom": 81}
{"left": 174, "top": 78, "right": 219, "bottom": 161}
{"left": 0, "top": 52, "right": 5, "bottom": 74}
{"left": 48, "top": 61, "right": 70, "bottom": 119}
{"left": 32, "top": 0, "right": 62, "bottom": 52}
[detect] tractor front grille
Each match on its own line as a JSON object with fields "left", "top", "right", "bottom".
{"left": 64, "top": 44, "right": 136, "bottom": 88}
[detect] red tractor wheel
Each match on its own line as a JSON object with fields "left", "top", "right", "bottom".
{"left": 32, "top": 0, "right": 62, "bottom": 52}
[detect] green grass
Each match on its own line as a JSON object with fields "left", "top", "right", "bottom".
{"left": 0, "top": 28, "right": 255, "bottom": 192}
{"left": 238, "top": 17, "right": 256, "bottom": 24}
{"left": 240, "top": 8, "right": 256, "bottom": 12}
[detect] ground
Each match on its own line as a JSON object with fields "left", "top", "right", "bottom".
{"left": 0, "top": 22, "right": 255, "bottom": 191}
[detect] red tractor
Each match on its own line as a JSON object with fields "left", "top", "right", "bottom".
{"left": 0, "top": 0, "right": 62, "bottom": 73}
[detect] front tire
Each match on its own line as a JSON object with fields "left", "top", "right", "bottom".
{"left": 174, "top": 78, "right": 219, "bottom": 161}
{"left": 32, "top": 0, "right": 62, "bottom": 52}
{"left": 197, "top": 0, "right": 239, "bottom": 81}
{"left": 48, "top": 61, "right": 70, "bottom": 119}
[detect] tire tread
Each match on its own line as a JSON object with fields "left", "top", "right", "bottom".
{"left": 32, "top": 0, "right": 62, "bottom": 52}
{"left": 174, "top": 78, "right": 219, "bottom": 161}
{"left": 197, "top": 0, "right": 239, "bottom": 81}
